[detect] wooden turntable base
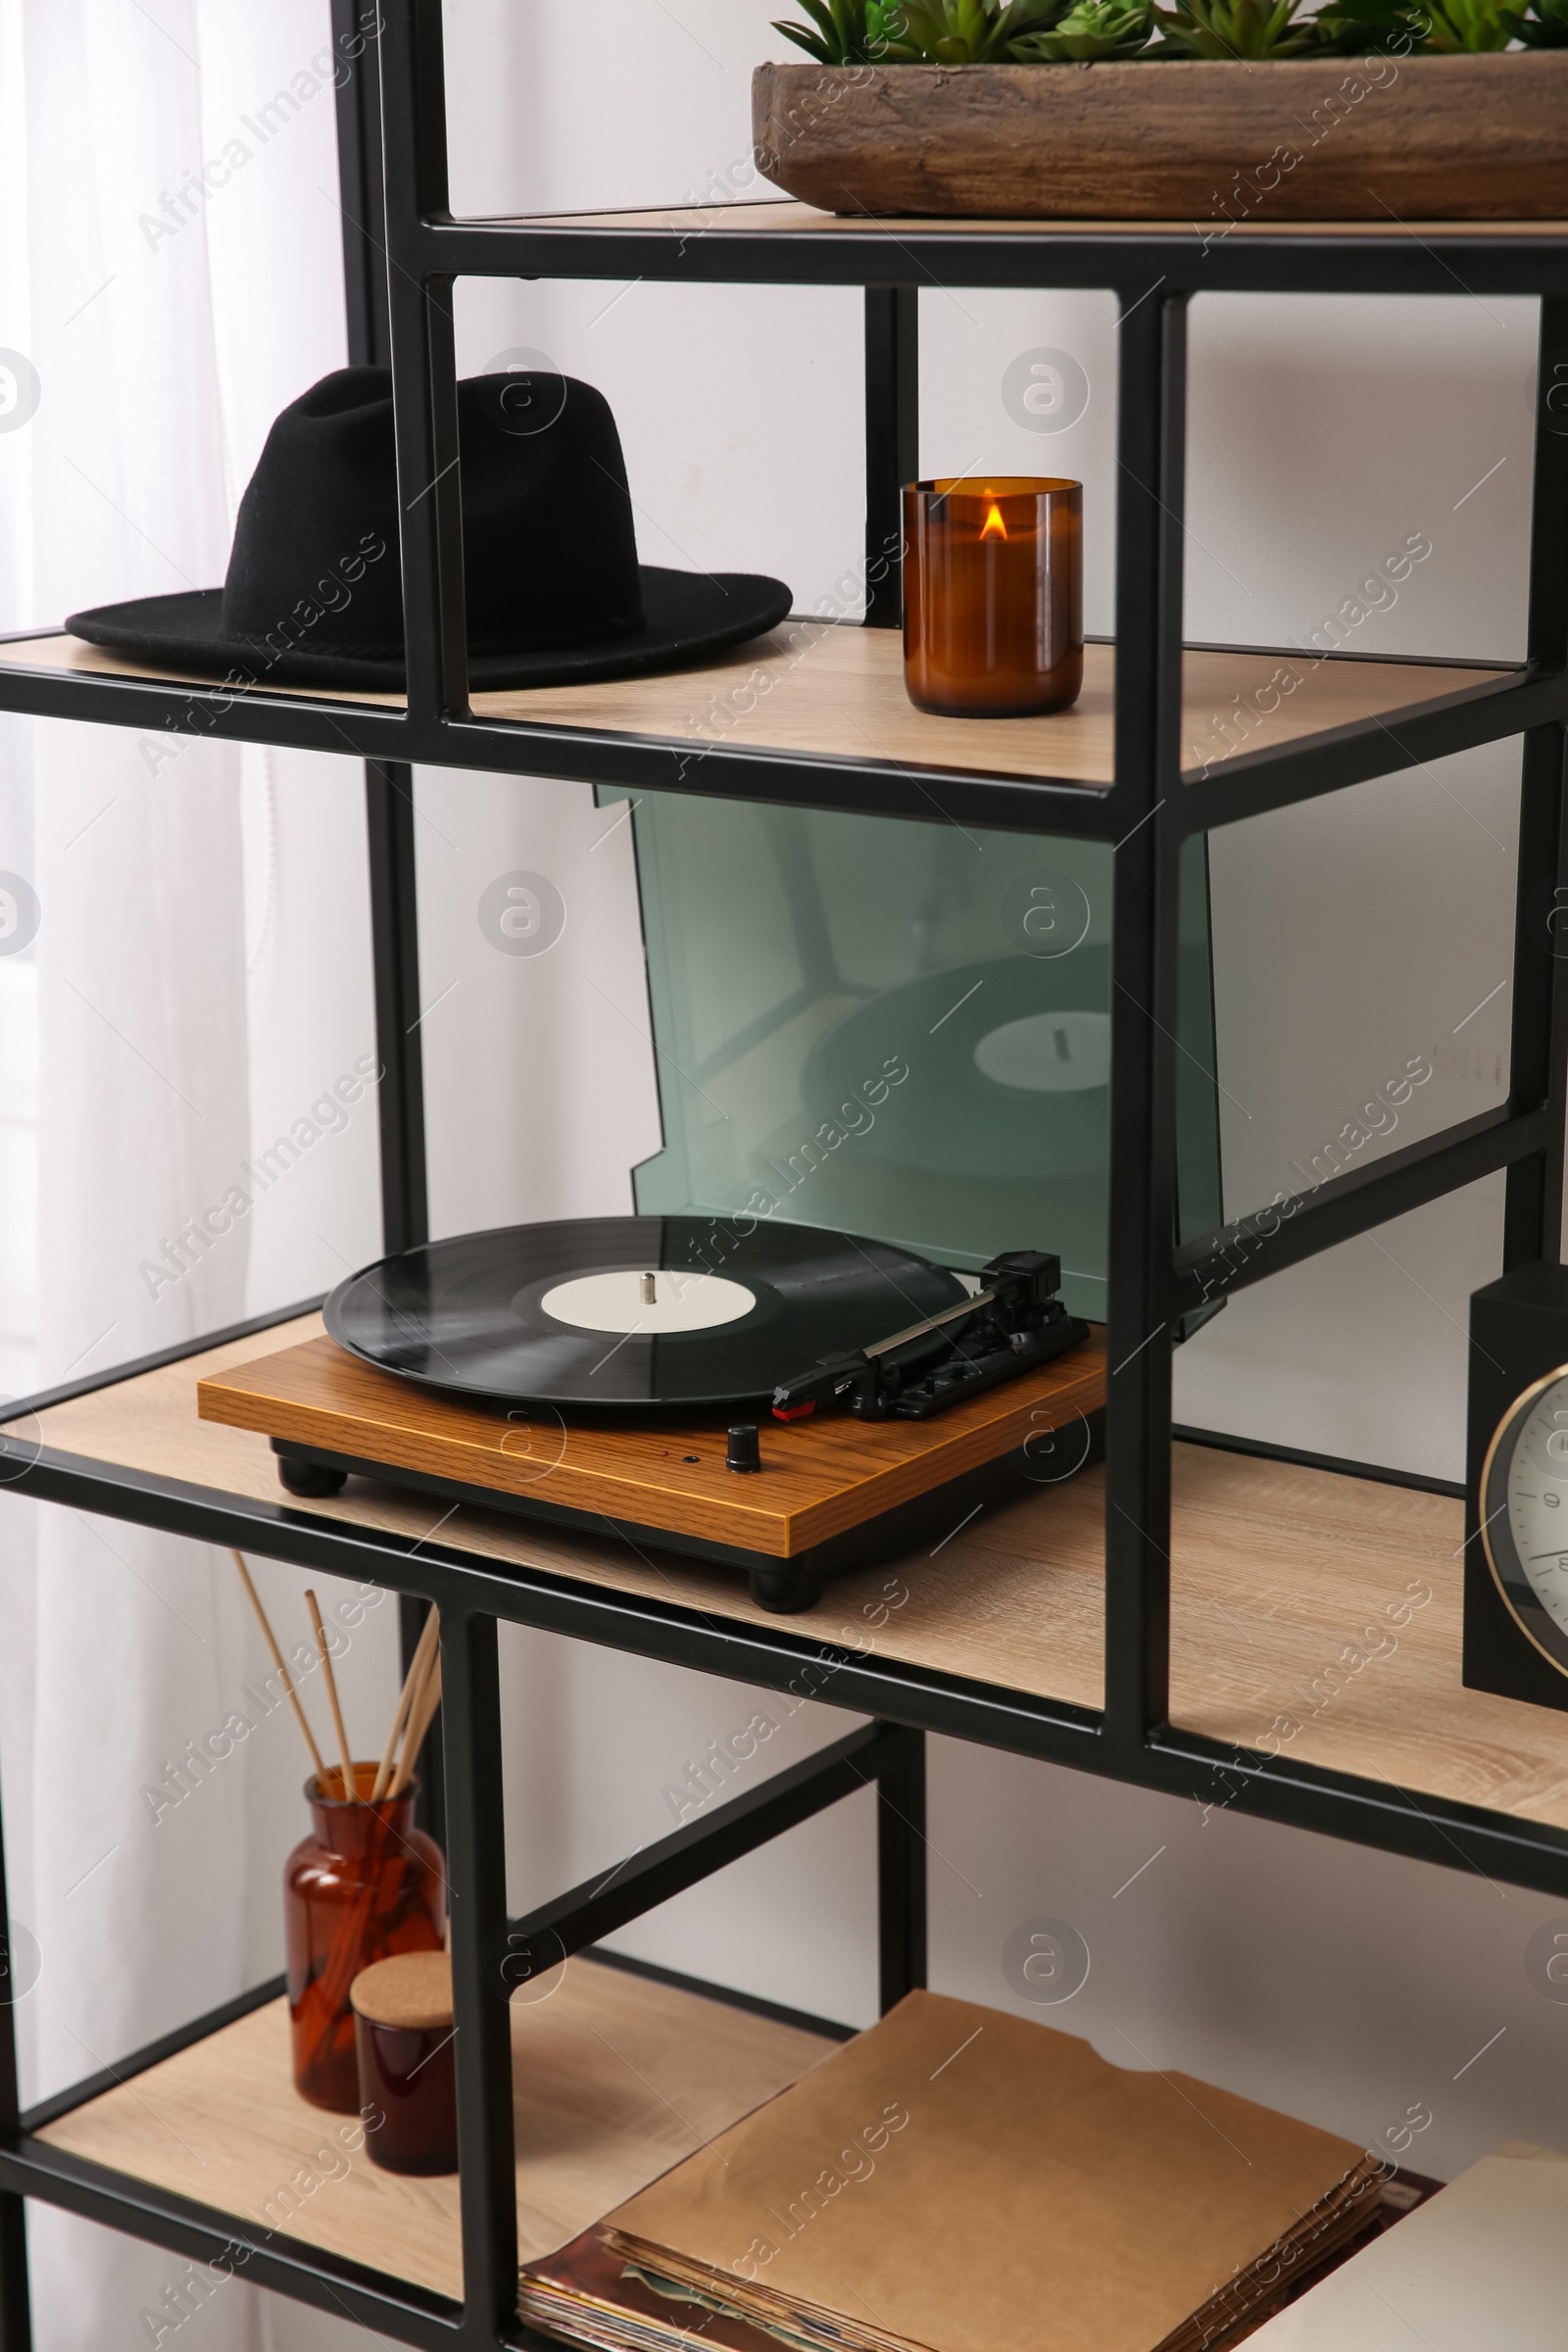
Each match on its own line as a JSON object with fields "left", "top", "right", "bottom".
{"left": 197, "top": 1331, "right": 1107, "bottom": 1611}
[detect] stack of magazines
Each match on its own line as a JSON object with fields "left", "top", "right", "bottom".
{"left": 520, "top": 1991, "right": 1388, "bottom": 2352}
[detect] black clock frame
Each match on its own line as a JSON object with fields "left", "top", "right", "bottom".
{"left": 1466, "top": 1260, "right": 1568, "bottom": 1713}
{"left": 1479, "top": 1358, "right": 1568, "bottom": 1689}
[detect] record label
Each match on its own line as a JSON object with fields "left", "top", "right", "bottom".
{"left": 539, "top": 1268, "right": 756, "bottom": 1335}
{"left": 973, "top": 1008, "right": 1111, "bottom": 1095}
{"left": 323, "top": 1215, "right": 967, "bottom": 1410}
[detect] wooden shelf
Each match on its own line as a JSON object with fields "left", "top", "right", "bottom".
{"left": 0, "top": 628, "right": 1510, "bottom": 792}
{"left": 34, "top": 1956, "right": 835, "bottom": 2303}
{"left": 15, "top": 1318, "right": 1568, "bottom": 1834}
{"left": 1166, "top": 1445, "right": 1568, "bottom": 1832}
{"left": 475, "top": 632, "right": 1509, "bottom": 791}
{"left": 0, "top": 630, "right": 400, "bottom": 708}
{"left": 497, "top": 198, "right": 1568, "bottom": 243}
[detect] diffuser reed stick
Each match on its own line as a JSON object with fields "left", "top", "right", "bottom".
{"left": 230, "top": 1549, "right": 327, "bottom": 1783}
{"left": 372, "top": 1607, "right": 440, "bottom": 1800}
{"left": 391, "top": 1654, "right": 442, "bottom": 1796}
{"left": 306, "top": 1588, "right": 356, "bottom": 1800}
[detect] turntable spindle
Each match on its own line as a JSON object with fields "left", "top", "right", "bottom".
{"left": 640, "top": 1272, "right": 658, "bottom": 1305}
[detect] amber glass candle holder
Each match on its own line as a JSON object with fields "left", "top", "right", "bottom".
{"left": 353, "top": 1949, "right": 459, "bottom": 2176}
{"left": 284, "top": 1764, "right": 446, "bottom": 2113}
{"left": 903, "top": 476, "right": 1083, "bottom": 718}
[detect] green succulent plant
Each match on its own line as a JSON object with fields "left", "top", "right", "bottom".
{"left": 1505, "top": 0, "right": 1568, "bottom": 39}
{"left": 1152, "top": 0, "right": 1319, "bottom": 51}
{"left": 886, "top": 0, "right": 1069, "bottom": 58}
{"left": 1416, "top": 0, "right": 1513, "bottom": 41}
{"left": 775, "top": 0, "right": 1079, "bottom": 60}
{"left": 1311, "top": 0, "right": 1428, "bottom": 49}
{"left": 775, "top": 0, "right": 1551, "bottom": 57}
{"left": 1012, "top": 0, "right": 1154, "bottom": 54}
{"left": 771, "top": 0, "right": 908, "bottom": 63}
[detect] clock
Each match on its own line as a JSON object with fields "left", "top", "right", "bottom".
{"left": 1465, "top": 1260, "right": 1568, "bottom": 1713}
{"left": 1479, "top": 1364, "right": 1568, "bottom": 1680}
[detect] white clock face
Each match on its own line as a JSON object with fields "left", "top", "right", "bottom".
{"left": 1495, "top": 1370, "right": 1568, "bottom": 1661}
{"left": 1504, "top": 1373, "right": 1568, "bottom": 1637}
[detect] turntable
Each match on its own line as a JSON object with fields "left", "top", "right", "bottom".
{"left": 197, "top": 1216, "right": 1104, "bottom": 1612}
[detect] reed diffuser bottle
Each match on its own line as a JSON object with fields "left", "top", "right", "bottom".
{"left": 230, "top": 1555, "right": 448, "bottom": 2113}
{"left": 285, "top": 1763, "right": 445, "bottom": 2112}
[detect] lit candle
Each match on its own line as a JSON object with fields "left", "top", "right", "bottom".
{"left": 903, "top": 476, "right": 1083, "bottom": 718}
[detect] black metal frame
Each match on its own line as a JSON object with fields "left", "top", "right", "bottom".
{"left": 2, "top": 0, "right": 1568, "bottom": 2341}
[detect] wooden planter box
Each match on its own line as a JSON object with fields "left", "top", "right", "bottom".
{"left": 752, "top": 54, "right": 1568, "bottom": 220}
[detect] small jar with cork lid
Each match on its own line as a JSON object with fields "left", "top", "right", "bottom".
{"left": 351, "top": 1948, "right": 459, "bottom": 2176}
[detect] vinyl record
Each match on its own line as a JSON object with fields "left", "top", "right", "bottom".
{"left": 802, "top": 952, "right": 1112, "bottom": 1184}
{"left": 323, "top": 1215, "right": 969, "bottom": 1409}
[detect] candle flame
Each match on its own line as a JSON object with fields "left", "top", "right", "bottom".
{"left": 980, "top": 500, "right": 1007, "bottom": 542}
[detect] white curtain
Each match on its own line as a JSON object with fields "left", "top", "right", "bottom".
{"left": 0, "top": 4, "right": 356, "bottom": 2343}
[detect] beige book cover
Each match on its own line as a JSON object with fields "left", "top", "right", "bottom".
{"left": 1246, "top": 2141, "right": 1568, "bottom": 2349}
{"left": 600, "top": 1991, "right": 1375, "bottom": 2352}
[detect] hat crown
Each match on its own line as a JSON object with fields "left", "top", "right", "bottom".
{"left": 220, "top": 365, "right": 644, "bottom": 664}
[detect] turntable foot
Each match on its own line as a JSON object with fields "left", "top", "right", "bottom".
{"left": 749, "top": 1564, "right": 824, "bottom": 1614}
{"left": 277, "top": 1453, "right": 348, "bottom": 1499}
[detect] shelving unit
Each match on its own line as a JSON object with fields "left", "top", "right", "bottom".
{"left": 1, "top": 0, "right": 1566, "bottom": 2346}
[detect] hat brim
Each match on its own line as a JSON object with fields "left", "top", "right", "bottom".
{"left": 65, "top": 566, "right": 795, "bottom": 693}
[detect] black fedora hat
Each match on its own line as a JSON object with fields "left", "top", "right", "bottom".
{"left": 67, "top": 366, "right": 793, "bottom": 691}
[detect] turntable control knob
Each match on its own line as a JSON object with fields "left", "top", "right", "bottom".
{"left": 726, "top": 1424, "right": 762, "bottom": 1474}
